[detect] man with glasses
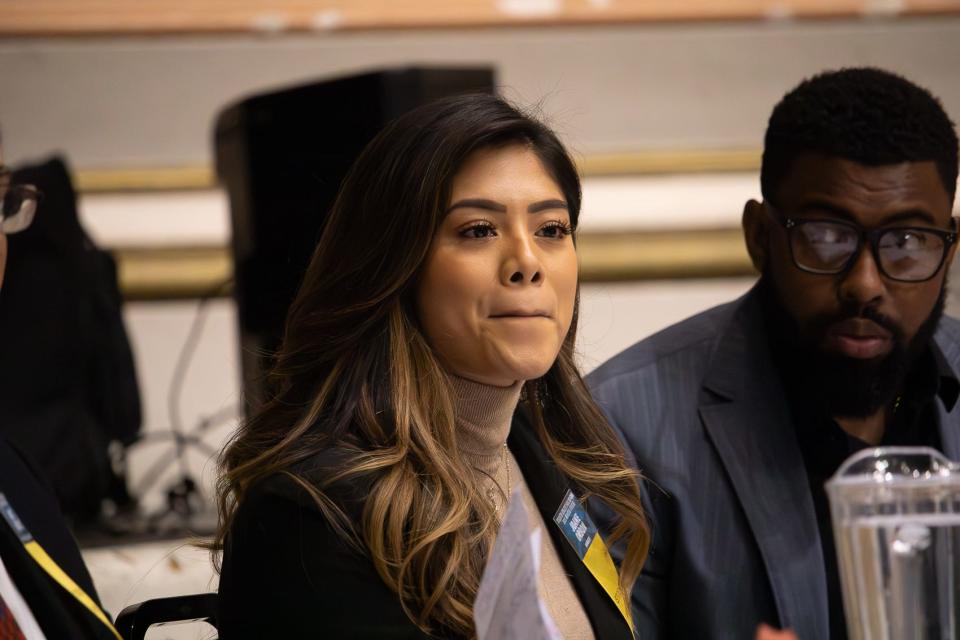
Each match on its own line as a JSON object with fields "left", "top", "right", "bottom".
{"left": 589, "top": 67, "right": 959, "bottom": 639}
{"left": 0, "top": 143, "right": 118, "bottom": 638}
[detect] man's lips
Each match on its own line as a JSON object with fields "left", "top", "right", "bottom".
{"left": 823, "top": 318, "right": 893, "bottom": 359}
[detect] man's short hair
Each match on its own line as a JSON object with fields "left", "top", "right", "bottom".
{"left": 761, "top": 67, "right": 959, "bottom": 203}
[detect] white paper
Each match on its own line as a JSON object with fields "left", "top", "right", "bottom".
{"left": 474, "top": 488, "right": 562, "bottom": 640}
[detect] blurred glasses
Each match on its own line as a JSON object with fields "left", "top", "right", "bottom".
{"left": 767, "top": 203, "right": 958, "bottom": 283}
{"left": 0, "top": 167, "right": 42, "bottom": 234}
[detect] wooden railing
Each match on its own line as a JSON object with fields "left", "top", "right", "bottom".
{"left": 4, "top": 0, "right": 960, "bottom": 36}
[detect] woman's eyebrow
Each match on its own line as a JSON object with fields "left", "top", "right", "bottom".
{"left": 446, "top": 198, "right": 507, "bottom": 213}
{"left": 528, "top": 199, "right": 568, "bottom": 213}
{"left": 445, "top": 198, "right": 569, "bottom": 214}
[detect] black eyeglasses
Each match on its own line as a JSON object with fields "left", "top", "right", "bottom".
{"left": 0, "top": 167, "right": 42, "bottom": 234}
{"left": 766, "top": 203, "right": 958, "bottom": 283}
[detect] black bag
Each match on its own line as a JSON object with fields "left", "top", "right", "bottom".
{"left": 0, "top": 156, "right": 141, "bottom": 521}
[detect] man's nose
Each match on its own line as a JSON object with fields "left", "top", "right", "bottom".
{"left": 838, "top": 244, "right": 885, "bottom": 307}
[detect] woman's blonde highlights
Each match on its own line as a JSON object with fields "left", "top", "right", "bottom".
{"left": 212, "top": 94, "right": 649, "bottom": 637}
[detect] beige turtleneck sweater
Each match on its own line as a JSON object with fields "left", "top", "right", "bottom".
{"left": 450, "top": 374, "right": 596, "bottom": 640}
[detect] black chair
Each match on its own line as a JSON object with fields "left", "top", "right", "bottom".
{"left": 115, "top": 593, "right": 218, "bottom": 640}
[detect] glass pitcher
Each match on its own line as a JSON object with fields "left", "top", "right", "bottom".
{"left": 826, "top": 446, "right": 960, "bottom": 640}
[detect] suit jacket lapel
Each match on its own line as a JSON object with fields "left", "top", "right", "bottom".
{"left": 935, "top": 401, "right": 960, "bottom": 460}
{"left": 508, "top": 412, "right": 633, "bottom": 640}
{"left": 699, "top": 290, "right": 828, "bottom": 640}
{"left": 934, "top": 330, "right": 960, "bottom": 460}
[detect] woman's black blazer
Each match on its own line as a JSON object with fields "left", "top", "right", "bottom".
{"left": 218, "top": 410, "right": 634, "bottom": 639}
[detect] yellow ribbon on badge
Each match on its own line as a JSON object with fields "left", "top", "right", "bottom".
{"left": 582, "top": 534, "right": 634, "bottom": 633}
{"left": 24, "top": 540, "right": 122, "bottom": 640}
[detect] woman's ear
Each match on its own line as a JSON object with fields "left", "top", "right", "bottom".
{"left": 742, "top": 199, "right": 770, "bottom": 274}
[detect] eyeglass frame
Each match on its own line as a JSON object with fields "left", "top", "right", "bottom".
{"left": 764, "top": 201, "right": 959, "bottom": 283}
{"left": 0, "top": 165, "right": 44, "bottom": 234}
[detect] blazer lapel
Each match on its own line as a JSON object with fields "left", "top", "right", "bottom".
{"left": 508, "top": 412, "right": 633, "bottom": 640}
{"left": 699, "top": 291, "right": 828, "bottom": 640}
{"left": 935, "top": 401, "right": 960, "bottom": 461}
{"left": 934, "top": 329, "right": 960, "bottom": 460}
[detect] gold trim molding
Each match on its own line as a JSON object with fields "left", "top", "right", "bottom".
{"left": 75, "top": 166, "right": 216, "bottom": 193}
{"left": 115, "top": 246, "right": 232, "bottom": 300}
{"left": 578, "top": 149, "right": 760, "bottom": 176}
{"left": 74, "top": 149, "right": 760, "bottom": 193}
{"left": 578, "top": 228, "right": 753, "bottom": 281}
{"left": 97, "top": 150, "right": 758, "bottom": 299}
{"left": 116, "top": 228, "right": 753, "bottom": 300}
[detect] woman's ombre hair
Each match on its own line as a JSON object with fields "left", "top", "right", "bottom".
{"left": 212, "top": 93, "right": 649, "bottom": 637}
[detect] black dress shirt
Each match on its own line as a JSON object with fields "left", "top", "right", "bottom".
{"left": 788, "top": 347, "right": 960, "bottom": 640}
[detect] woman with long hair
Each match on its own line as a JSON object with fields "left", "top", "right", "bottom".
{"left": 213, "top": 93, "right": 649, "bottom": 639}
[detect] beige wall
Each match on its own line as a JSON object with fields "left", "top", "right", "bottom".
{"left": 1, "top": 17, "right": 959, "bottom": 169}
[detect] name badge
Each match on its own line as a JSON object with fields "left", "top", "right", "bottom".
{"left": 553, "top": 489, "right": 634, "bottom": 633}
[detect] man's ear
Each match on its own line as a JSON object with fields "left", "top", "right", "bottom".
{"left": 742, "top": 199, "right": 769, "bottom": 274}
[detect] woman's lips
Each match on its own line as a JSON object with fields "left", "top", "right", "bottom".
{"left": 489, "top": 309, "right": 551, "bottom": 318}
{"left": 823, "top": 318, "right": 893, "bottom": 359}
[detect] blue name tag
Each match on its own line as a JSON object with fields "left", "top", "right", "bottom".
{"left": 552, "top": 489, "right": 635, "bottom": 632}
{"left": 552, "top": 489, "right": 597, "bottom": 559}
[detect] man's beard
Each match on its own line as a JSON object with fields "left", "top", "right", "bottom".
{"left": 761, "top": 279, "right": 946, "bottom": 419}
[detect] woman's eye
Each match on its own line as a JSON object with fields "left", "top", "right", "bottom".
{"left": 537, "top": 221, "right": 573, "bottom": 239}
{"left": 459, "top": 223, "right": 497, "bottom": 239}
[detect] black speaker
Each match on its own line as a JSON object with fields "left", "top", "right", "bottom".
{"left": 214, "top": 66, "right": 496, "bottom": 412}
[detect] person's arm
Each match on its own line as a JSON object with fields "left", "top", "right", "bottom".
{"left": 628, "top": 480, "right": 674, "bottom": 640}
{"left": 217, "top": 477, "right": 433, "bottom": 639}
{"left": 585, "top": 460, "right": 674, "bottom": 639}
{"left": 586, "top": 380, "right": 674, "bottom": 640}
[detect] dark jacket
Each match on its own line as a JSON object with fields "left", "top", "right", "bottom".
{"left": 0, "top": 436, "right": 116, "bottom": 639}
{"left": 587, "top": 286, "right": 960, "bottom": 640}
{"left": 0, "top": 157, "right": 141, "bottom": 521}
{"left": 218, "top": 409, "right": 634, "bottom": 639}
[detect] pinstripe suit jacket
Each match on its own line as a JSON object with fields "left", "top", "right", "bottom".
{"left": 587, "top": 285, "right": 960, "bottom": 640}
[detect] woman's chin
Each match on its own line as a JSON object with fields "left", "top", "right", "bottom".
{"left": 492, "top": 359, "right": 556, "bottom": 386}
{"left": 454, "top": 363, "right": 552, "bottom": 387}
{"left": 446, "top": 345, "right": 560, "bottom": 387}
